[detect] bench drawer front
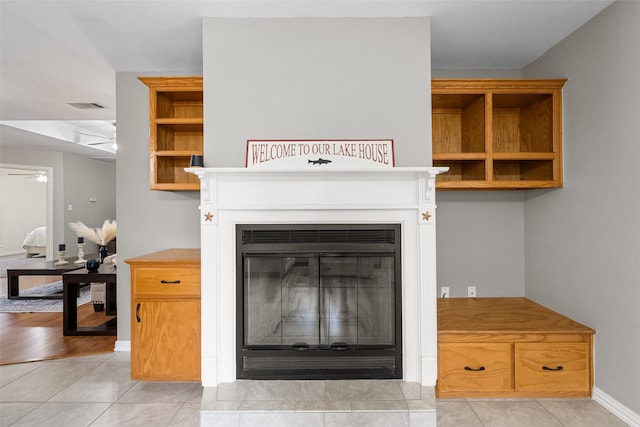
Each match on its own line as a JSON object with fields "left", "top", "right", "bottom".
{"left": 515, "top": 343, "right": 590, "bottom": 392}
{"left": 438, "top": 343, "right": 512, "bottom": 392}
{"left": 133, "top": 267, "right": 200, "bottom": 298}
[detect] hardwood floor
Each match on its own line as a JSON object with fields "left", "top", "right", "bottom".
{"left": 0, "top": 285, "right": 116, "bottom": 365}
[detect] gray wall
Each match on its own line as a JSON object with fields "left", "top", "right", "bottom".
{"left": 203, "top": 18, "right": 431, "bottom": 167}
{"left": 115, "top": 72, "right": 201, "bottom": 341}
{"left": 433, "top": 68, "right": 526, "bottom": 298}
{"left": 62, "top": 153, "right": 116, "bottom": 255}
{"left": 436, "top": 192, "right": 525, "bottom": 297}
{"left": 523, "top": 0, "right": 640, "bottom": 413}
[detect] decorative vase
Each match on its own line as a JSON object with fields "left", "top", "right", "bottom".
{"left": 99, "top": 245, "right": 108, "bottom": 263}
{"left": 86, "top": 259, "right": 100, "bottom": 272}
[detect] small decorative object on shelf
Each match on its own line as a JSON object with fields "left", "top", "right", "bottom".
{"left": 69, "top": 220, "right": 116, "bottom": 264}
{"left": 190, "top": 155, "right": 204, "bottom": 167}
{"left": 75, "top": 237, "right": 86, "bottom": 264}
{"left": 55, "top": 243, "right": 68, "bottom": 266}
{"left": 85, "top": 259, "right": 100, "bottom": 272}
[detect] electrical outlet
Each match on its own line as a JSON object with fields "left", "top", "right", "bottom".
{"left": 468, "top": 286, "right": 477, "bottom": 298}
{"left": 440, "top": 286, "right": 450, "bottom": 298}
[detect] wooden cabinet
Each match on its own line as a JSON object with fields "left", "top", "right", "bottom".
{"left": 126, "top": 249, "right": 201, "bottom": 381}
{"left": 437, "top": 298, "right": 594, "bottom": 398}
{"left": 432, "top": 79, "right": 566, "bottom": 190}
{"left": 139, "top": 77, "right": 203, "bottom": 191}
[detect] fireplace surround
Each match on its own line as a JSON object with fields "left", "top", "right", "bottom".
{"left": 187, "top": 167, "right": 446, "bottom": 387}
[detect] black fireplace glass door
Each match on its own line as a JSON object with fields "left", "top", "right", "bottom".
{"left": 320, "top": 255, "right": 395, "bottom": 346}
{"left": 244, "top": 254, "right": 394, "bottom": 349}
{"left": 244, "top": 256, "right": 320, "bottom": 347}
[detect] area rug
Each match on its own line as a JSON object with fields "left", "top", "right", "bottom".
{"left": 0, "top": 281, "right": 90, "bottom": 313}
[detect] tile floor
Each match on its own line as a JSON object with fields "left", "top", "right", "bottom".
{"left": 0, "top": 352, "right": 630, "bottom": 427}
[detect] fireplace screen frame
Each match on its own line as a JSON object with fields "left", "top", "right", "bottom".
{"left": 236, "top": 223, "right": 403, "bottom": 380}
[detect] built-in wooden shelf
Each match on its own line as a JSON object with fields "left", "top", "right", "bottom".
{"left": 432, "top": 79, "right": 566, "bottom": 190}
{"left": 139, "top": 77, "right": 203, "bottom": 191}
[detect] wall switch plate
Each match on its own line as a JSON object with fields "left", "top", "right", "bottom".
{"left": 468, "top": 286, "right": 477, "bottom": 298}
{"left": 440, "top": 286, "right": 450, "bottom": 298}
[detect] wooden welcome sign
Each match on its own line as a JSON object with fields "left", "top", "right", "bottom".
{"left": 245, "top": 140, "right": 395, "bottom": 169}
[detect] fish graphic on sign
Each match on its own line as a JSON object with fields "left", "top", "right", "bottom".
{"left": 308, "top": 158, "right": 332, "bottom": 165}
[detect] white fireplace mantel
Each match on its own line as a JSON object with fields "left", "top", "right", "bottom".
{"left": 187, "top": 167, "right": 447, "bottom": 387}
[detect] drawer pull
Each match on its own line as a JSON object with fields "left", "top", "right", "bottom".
{"left": 136, "top": 303, "right": 141, "bottom": 323}
{"left": 160, "top": 280, "right": 181, "bottom": 284}
{"left": 464, "top": 366, "right": 486, "bottom": 372}
{"left": 542, "top": 365, "right": 564, "bottom": 371}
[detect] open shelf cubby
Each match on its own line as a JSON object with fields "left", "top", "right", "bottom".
{"left": 140, "top": 77, "right": 203, "bottom": 191}
{"left": 432, "top": 79, "right": 565, "bottom": 190}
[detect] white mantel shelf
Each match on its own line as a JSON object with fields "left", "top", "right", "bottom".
{"left": 187, "top": 166, "right": 447, "bottom": 387}
{"left": 186, "top": 167, "right": 448, "bottom": 210}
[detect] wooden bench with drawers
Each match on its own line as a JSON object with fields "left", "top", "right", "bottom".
{"left": 436, "top": 297, "right": 595, "bottom": 398}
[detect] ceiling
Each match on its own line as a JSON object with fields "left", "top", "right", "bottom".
{"left": 0, "top": 0, "right": 614, "bottom": 161}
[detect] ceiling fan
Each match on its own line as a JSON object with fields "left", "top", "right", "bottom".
{"left": 8, "top": 170, "right": 48, "bottom": 182}
{"left": 85, "top": 122, "right": 117, "bottom": 150}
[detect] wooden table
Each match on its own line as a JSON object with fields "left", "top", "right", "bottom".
{"left": 62, "top": 263, "right": 117, "bottom": 336}
{"left": 7, "top": 257, "right": 85, "bottom": 299}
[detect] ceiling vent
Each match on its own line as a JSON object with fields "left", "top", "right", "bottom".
{"left": 67, "top": 102, "right": 105, "bottom": 109}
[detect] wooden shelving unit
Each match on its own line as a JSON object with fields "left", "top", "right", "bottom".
{"left": 139, "top": 77, "right": 203, "bottom": 191}
{"left": 432, "top": 79, "right": 566, "bottom": 190}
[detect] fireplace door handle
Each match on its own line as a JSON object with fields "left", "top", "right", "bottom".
{"left": 542, "top": 365, "right": 564, "bottom": 371}
{"left": 292, "top": 343, "right": 309, "bottom": 351}
{"left": 464, "top": 366, "right": 486, "bottom": 372}
{"left": 160, "top": 280, "right": 181, "bottom": 284}
{"left": 136, "top": 303, "right": 141, "bottom": 323}
{"left": 331, "top": 342, "right": 349, "bottom": 351}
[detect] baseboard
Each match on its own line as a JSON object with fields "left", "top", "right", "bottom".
{"left": 114, "top": 340, "right": 131, "bottom": 352}
{"left": 593, "top": 386, "right": 640, "bottom": 426}
{"left": 0, "top": 250, "right": 25, "bottom": 257}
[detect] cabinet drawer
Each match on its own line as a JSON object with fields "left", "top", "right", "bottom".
{"left": 438, "top": 343, "right": 512, "bottom": 392}
{"left": 133, "top": 267, "right": 200, "bottom": 298}
{"left": 515, "top": 343, "right": 590, "bottom": 392}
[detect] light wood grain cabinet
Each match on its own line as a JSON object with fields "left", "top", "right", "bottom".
{"left": 437, "top": 298, "right": 594, "bottom": 398}
{"left": 126, "top": 249, "right": 201, "bottom": 381}
{"left": 432, "top": 79, "right": 566, "bottom": 190}
{"left": 139, "top": 77, "right": 203, "bottom": 191}
{"left": 438, "top": 343, "right": 512, "bottom": 393}
{"left": 515, "top": 343, "right": 591, "bottom": 393}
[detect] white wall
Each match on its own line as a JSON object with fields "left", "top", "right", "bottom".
{"left": 203, "top": 18, "right": 431, "bottom": 167}
{"left": 0, "top": 167, "right": 47, "bottom": 255}
{"left": 523, "top": 0, "right": 640, "bottom": 414}
{"left": 0, "top": 147, "right": 64, "bottom": 259}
